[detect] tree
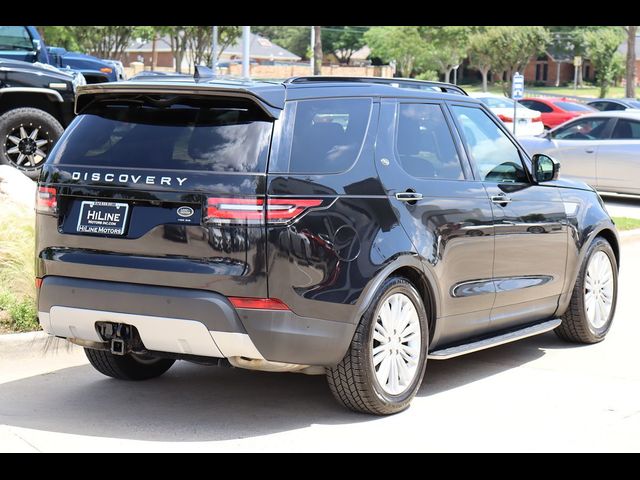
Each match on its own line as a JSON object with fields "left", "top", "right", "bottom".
{"left": 38, "top": 26, "right": 82, "bottom": 51}
{"left": 468, "top": 29, "right": 497, "bottom": 92}
{"left": 624, "top": 26, "right": 637, "bottom": 98}
{"left": 184, "top": 26, "right": 240, "bottom": 70}
{"left": 72, "top": 26, "right": 153, "bottom": 60}
{"left": 421, "top": 26, "right": 471, "bottom": 83}
{"left": 253, "top": 26, "right": 310, "bottom": 60}
{"left": 322, "top": 26, "right": 367, "bottom": 64}
{"left": 584, "top": 27, "right": 626, "bottom": 98}
{"left": 157, "top": 27, "right": 189, "bottom": 73}
{"left": 364, "top": 26, "right": 430, "bottom": 77}
{"left": 487, "top": 26, "right": 550, "bottom": 96}
{"left": 313, "top": 26, "right": 322, "bottom": 75}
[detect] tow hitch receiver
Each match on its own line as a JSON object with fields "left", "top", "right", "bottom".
{"left": 111, "top": 338, "right": 126, "bottom": 355}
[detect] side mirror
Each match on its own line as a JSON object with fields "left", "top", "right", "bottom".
{"left": 532, "top": 153, "right": 560, "bottom": 183}
{"left": 33, "top": 39, "right": 41, "bottom": 52}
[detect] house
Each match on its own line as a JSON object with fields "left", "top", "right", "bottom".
{"left": 123, "top": 32, "right": 301, "bottom": 72}
{"left": 523, "top": 45, "right": 594, "bottom": 86}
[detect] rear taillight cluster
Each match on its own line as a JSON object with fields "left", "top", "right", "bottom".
{"left": 205, "top": 197, "right": 323, "bottom": 225}
{"left": 36, "top": 186, "right": 57, "bottom": 213}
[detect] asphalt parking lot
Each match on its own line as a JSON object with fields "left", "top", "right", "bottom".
{"left": 1, "top": 236, "right": 639, "bottom": 452}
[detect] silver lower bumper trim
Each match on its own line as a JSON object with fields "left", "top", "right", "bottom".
{"left": 40, "top": 306, "right": 264, "bottom": 360}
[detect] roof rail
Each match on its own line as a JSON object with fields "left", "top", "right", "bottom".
{"left": 284, "top": 76, "right": 468, "bottom": 96}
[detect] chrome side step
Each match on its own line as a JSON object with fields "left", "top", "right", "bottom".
{"left": 428, "top": 318, "right": 562, "bottom": 360}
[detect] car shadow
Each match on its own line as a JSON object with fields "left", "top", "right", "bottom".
{"left": 0, "top": 331, "right": 566, "bottom": 443}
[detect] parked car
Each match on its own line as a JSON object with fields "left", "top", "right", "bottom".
{"left": 102, "top": 59, "right": 126, "bottom": 81}
{"left": 519, "top": 111, "right": 640, "bottom": 195}
{"left": 46, "top": 47, "right": 118, "bottom": 83}
{"left": 518, "top": 97, "right": 596, "bottom": 130}
{"left": 36, "top": 75, "right": 619, "bottom": 415}
{"left": 469, "top": 92, "right": 544, "bottom": 136}
{"left": 0, "top": 26, "right": 117, "bottom": 84}
{"left": 586, "top": 98, "right": 640, "bottom": 112}
{"left": 0, "top": 58, "right": 82, "bottom": 178}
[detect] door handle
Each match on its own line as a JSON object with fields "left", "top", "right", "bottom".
{"left": 396, "top": 192, "right": 423, "bottom": 202}
{"left": 491, "top": 195, "right": 512, "bottom": 205}
{"left": 585, "top": 149, "right": 595, "bottom": 154}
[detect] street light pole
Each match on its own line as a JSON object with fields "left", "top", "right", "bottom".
{"left": 242, "top": 26, "right": 251, "bottom": 79}
{"left": 310, "top": 26, "right": 315, "bottom": 74}
{"left": 211, "top": 26, "right": 218, "bottom": 72}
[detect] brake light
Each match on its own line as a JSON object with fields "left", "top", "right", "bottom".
{"left": 229, "top": 297, "right": 290, "bottom": 310}
{"left": 36, "top": 186, "right": 57, "bottom": 213}
{"left": 497, "top": 114, "right": 513, "bottom": 122}
{"left": 532, "top": 116, "right": 542, "bottom": 122}
{"left": 205, "top": 197, "right": 323, "bottom": 225}
{"left": 100, "top": 67, "right": 113, "bottom": 74}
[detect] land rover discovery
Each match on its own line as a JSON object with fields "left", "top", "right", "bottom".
{"left": 36, "top": 73, "right": 620, "bottom": 415}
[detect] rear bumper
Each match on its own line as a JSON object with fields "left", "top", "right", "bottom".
{"left": 37, "top": 276, "right": 355, "bottom": 366}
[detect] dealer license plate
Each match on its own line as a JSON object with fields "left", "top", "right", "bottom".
{"left": 76, "top": 201, "right": 130, "bottom": 236}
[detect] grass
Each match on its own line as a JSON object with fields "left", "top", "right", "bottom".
{"left": 612, "top": 216, "right": 640, "bottom": 231}
{"left": 461, "top": 83, "right": 627, "bottom": 100}
{"left": 0, "top": 199, "right": 39, "bottom": 333}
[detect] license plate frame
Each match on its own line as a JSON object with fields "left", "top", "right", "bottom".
{"left": 76, "top": 201, "right": 130, "bottom": 236}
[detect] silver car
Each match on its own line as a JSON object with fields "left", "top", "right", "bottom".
{"left": 519, "top": 111, "right": 640, "bottom": 195}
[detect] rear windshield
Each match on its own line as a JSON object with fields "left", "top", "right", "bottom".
{"left": 50, "top": 97, "right": 273, "bottom": 173}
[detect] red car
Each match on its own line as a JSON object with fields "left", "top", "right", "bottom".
{"left": 518, "top": 97, "right": 597, "bottom": 130}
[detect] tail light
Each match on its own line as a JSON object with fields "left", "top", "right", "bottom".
{"left": 229, "top": 296, "right": 290, "bottom": 310}
{"left": 532, "top": 116, "right": 542, "bottom": 123}
{"left": 36, "top": 186, "right": 57, "bottom": 213}
{"left": 497, "top": 114, "right": 513, "bottom": 122}
{"left": 205, "top": 197, "right": 323, "bottom": 225}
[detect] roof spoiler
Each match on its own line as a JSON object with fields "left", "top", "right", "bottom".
{"left": 74, "top": 83, "right": 283, "bottom": 119}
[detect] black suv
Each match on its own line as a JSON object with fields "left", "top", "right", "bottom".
{"left": 1, "top": 58, "right": 81, "bottom": 178}
{"left": 36, "top": 74, "right": 620, "bottom": 415}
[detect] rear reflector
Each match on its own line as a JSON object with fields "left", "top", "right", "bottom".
{"left": 205, "top": 197, "right": 323, "bottom": 225}
{"left": 229, "top": 297, "right": 290, "bottom": 310}
{"left": 35, "top": 278, "right": 43, "bottom": 289}
{"left": 36, "top": 186, "right": 57, "bottom": 213}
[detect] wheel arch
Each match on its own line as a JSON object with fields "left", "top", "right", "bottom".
{"left": 595, "top": 227, "right": 619, "bottom": 269}
{"left": 353, "top": 255, "right": 440, "bottom": 341}
{"left": 0, "top": 91, "right": 65, "bottom": 124}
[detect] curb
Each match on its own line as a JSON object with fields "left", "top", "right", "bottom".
{"left": 0, "top": 331, "right": 79, "bottom": 359}
{"left": 619, "top": 228, "right": 640, "bottom": 243}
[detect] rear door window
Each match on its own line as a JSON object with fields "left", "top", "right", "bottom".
{"left": 50, "top": 96, "right": 273, "bottom": 172}
{"left": 611, "top": 119, "right": 640, "bottom": 139}
{"left": 271, "top": 98, "right": 372, "bottom": 174}
{"left": 395, "top": 103, "right": 464, "bottom": 180}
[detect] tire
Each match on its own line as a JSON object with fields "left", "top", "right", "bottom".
{"left": 0, "top": 107, "right": 64, "bottom": 180}
{"left": 555, "top": 237, "right": 618, "bottom": 344}
{"left": 327, "top": 276, "right": 429, "bottom": 415}
{"left": 84, "top": 348, "right": 175, "bottom": 381}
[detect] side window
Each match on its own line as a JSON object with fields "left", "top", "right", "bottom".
{"left": 451, "top": 105, "right": 528, "bottom": 184}
{"left": 605, "top": 102, "right": 625, "bottom": 111}
{"left": 589, "top": 102, "right": 605, "bottom": 111}
{"left": 395, "top": 103, "right": 464, "bottom": 180}
{"left": 611, "top": 119, "right": 640, "bottom": 139}
{"left": 282, "top": 98, "right": 371, "bottom": 174}
{"left": 553, "top": 118, "right": 610, "bottom": 140}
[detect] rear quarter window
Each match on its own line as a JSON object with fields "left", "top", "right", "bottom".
{"left": 270, "top": 98, "right": 372, "bottom": 174}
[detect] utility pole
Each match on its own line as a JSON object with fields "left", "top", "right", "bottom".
{"left": 212, "top": 26, "right": 219, "bottom": 71}
{"left": 313, "top": 26, "right": 322, "bottom": 75}
{"left": 242, "top": 26, "right": 251, "bottom": 79}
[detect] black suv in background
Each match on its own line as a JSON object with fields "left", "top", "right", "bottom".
{"left": 1, "top": 58, "right": 82, "bottom": 178}
{"left": 35, "top": 74, "right": 619, "bottom": 415}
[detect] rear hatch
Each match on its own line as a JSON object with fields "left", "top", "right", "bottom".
{"left": 37, "top": 92, "right": 279, "bottom": 298}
